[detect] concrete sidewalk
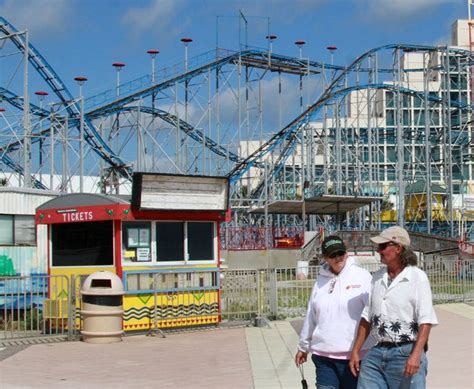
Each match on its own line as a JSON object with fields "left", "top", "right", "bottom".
{"left": 0, "top": 303, "right": 472, "bottom": 388}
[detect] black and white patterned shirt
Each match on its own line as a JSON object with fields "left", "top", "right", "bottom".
{"left": 362, "top": 266, "right": 438, "bottom": 343}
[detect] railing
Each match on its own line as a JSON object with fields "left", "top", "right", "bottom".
{"left": 220, "top": 260, "right": 474, "bottom": 321}
{"left": 0, "top": 275, "right": 72, "bottom": 342}
{"left": 84, "top": 48, "right": 237, "bottom": 111}
{"left": 1, "top": 260, "right": 472, "bottom": 341}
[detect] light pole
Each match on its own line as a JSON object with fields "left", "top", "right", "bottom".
{"left": 266, "top": 34, "right": 277, "bottom": 52}
{"left": 111, "top": 63, "right": 124, "bottom": 192}
{"left": 147, "top": 49, "right": 160, "bottom": 171}
{"left": 34, "top": 91, "right": 48, "bottom": 186}
{"left": 265, "top": 34, "right": 277, "bottom": 66}
{"left": 295, "top": 40, "right": 306, "bottom": 59}
{"left": 180, "top": 37, "right": 193, "bottom": 170}
{"left": 34, "top": 90, "right": 48, "bottom": 106}
{"left": 327, "top": 45, "right": 337, "bottom": 66}
{"left": 112, "top": 62, "right": 125, "bottom": 97}
{"left": 180, "top": 37, "right": 193, "bottom": 71}
{"left": 147, "top": 49, "right": 160, "bottom": 83}
{"left": 74, "top": 76, "right": 87, "bottom": 192}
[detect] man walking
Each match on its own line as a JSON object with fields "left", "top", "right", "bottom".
{"left": 349, "top": 226, "right": 438, "bottom": 388}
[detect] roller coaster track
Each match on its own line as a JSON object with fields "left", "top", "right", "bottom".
{"left": 0, "top": 17, "right": 129, "bottom": 177}
{"left": 0, "top": 88, "right": 242, "bottom": 164}
{"left": 248, "top": 69, "right": 474, "bottom": 198}
{"left": 1, "top": 15, "right": 472, "bottom": 192}
{"left": 0, "top": 87, "right": 49, "bottom": 118}
{"left": 227, "top": 44, "right": 473, "bottom": 186}
{"left": 320, "top": 43, "right": 471, "bottom": 105}
{"left": 117, "top": 106, "right": 242, "bottom": 163}
{"left": 0, "top": 153, "right": 46, "bottom": 189}
{"left": 85, "top": 50, "right": 323, "bottom": 119}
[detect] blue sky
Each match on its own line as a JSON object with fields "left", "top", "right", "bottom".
{"left": 0, "top": 0, "right": 468, "bottom": 100}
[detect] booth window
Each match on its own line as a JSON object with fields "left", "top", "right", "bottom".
{"left": 0, "top": 214, "right": 36, "bottom": 246}
{"left": 188, "top": 222, "right": 214, "bottom": 261}
{"left": 52, "top": 221, "right": 114, "bottom": 266}
{"left": 122, "top": 221, "right": 151, "bottom": 262}
{"left": 156, "top": 221, "right": 184, "bottom": 261}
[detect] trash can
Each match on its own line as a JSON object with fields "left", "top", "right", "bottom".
{"left": 80, "top": 271, "right": 124, "bottom": 344}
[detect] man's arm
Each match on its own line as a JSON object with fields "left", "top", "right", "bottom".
{"left": 349, "top": 318, "right": 371, "bottom": 377}
{"left": 404, "top": 323, "right": 431, "bottom": 377}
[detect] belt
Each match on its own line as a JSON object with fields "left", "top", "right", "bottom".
{"left": 376, "top": 341, "right": 415, "bottom": 348}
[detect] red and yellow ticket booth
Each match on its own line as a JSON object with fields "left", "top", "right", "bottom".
{"left": 35, "top": 173, "right": 229, "bottom": 331}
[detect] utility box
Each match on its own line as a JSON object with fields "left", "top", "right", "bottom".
{"left": 80, "top": 271, "right": 124, "bottom": 344}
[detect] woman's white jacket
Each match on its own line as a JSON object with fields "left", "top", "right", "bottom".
{"left": 298, "top": 257, "right": 373, "bottom": 355}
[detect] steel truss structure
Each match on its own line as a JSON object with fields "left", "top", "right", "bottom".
{"left": 0, "top": 16, "right": 473, "bottom": 238}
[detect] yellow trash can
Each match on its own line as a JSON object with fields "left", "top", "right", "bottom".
{"left": 80, "top": 271, "right": 124, "bottom": 344}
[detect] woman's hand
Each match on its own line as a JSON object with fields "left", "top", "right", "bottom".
{"left": 349, "top": 350, "right": 361, "bottom": 377}
{"left": 295, "top": 350, "right": 308, "bottom": 367}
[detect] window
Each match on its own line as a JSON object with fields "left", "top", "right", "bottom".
{"left": 52, "top": 221, "right": 114, "bottom": 267}
{"left": 122, "top": 221, "right": 151, "bottom": 262}
{"left": 156, "top": 222, "right": 184, "bottom": 261}
{"left": 386, "top": 110, "right": 395, "bottom": 126}
{"left": 121, "top": 220, "right": 217, "bottom": 265}
{"left": 188, "top": 222, "right": 214, "bottom": 261}
{"left": 15, "top": 215, "right": 36, "bottom": 245}
{"left": 0, "top": 215, "right": 13, "bottom": 245}
{"left": 0, "top": 214, "right": 35, "bottom": 246}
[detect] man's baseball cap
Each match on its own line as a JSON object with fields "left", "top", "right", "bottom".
{"left": 370, "top": 226, "right": 411, "bottom": 247}
{"left": 321, "top": 236, "right": 347, "bottom": 258}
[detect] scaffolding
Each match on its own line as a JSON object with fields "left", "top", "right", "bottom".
{"left": 0, "top": 16, "right": 473, "bottom": 240}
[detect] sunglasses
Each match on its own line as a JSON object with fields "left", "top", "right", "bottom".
{"left": 328, "top": 251, "right": 346, "bottom": 259}
{"left": 377, "top": 242, "right": 398, "bottom": 251}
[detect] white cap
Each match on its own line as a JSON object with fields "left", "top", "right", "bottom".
{"left": 370, "top": 226, "right": 411, "bottom": 247}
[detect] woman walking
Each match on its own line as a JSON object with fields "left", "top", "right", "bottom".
{"left": 295, "top": 235, "right": 374, "bottom": 388}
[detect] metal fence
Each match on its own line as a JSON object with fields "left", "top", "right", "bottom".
{"left": 220, "top": 260, "right": 474, "bottom": 321}
{"left": 0, "top": 275, "right": 73, "bottom": 342}
{"left": 1, "top": 260, "right": 472, "bottom": 342}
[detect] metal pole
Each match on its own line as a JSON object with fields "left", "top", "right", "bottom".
{"left": 444, "top": 47, "right": 455, "bottom": 237}
{"left": 62, "top": 115, "right": 68, "bottom": 193}
{"left": 23, "top": 30, "right": 31, "bottom": 188}
{"left": 395, "top": 48, "right": 405, "bottom": 227}
{"left": 50, "top": 106, "right": 55, "bottom": 189}
{"left": 423, "top": 53, "right": 432, "bottom": 233}
{"left": 79, "top": 94, "right": 84, "bottom": 192}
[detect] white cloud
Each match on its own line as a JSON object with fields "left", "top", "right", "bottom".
{"left": 364, "top": 0, "right": 454, "bottom": 19}
{"left": 122, "top": 0, "right": 186, "bottom": 39}
{"left": 0, "top": 0, "right": 71, "bottom": 37}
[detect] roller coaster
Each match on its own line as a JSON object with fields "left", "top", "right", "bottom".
{"left": 0, "top": 16, "right": 473, "bottom": 239}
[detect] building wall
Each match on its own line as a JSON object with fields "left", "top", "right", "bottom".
{"left": 0, "top": 188, "right": 57, "bottom": 275}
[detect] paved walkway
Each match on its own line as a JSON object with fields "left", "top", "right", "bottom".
{"left": 0, "top": 303, "right": 472, "bottom": 388}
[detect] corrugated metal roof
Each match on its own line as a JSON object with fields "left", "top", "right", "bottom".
{"left": 0, "top": 189, "right": 57, "bottom": 215}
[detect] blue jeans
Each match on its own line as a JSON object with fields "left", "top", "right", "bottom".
{"left": 358, "top": 343, "right": 428, "bottom": 389}
{"left": 312, "top": 354, "right": 358, "bottom": 389}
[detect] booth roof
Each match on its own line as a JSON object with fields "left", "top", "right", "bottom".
{"left": 37, "top": 193, "right": 131, "bottom": 210}
{"left": 250, "top": 195, "right": 382, "bottom": 215}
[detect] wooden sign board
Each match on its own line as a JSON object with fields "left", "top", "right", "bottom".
{"left": 132, "top": 173, "right": 229, "bottom": 211}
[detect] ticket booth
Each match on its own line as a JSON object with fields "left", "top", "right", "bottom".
{"left": 36, "top": 173, "right": 229, "bottom": 331}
